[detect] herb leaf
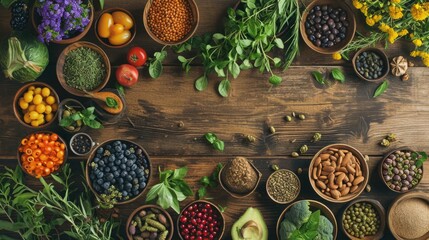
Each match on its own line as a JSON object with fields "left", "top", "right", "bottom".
{"left": 204, "top": 133, "right": 224, "bottom": 151}
{"left": 149, "top": 60, "right": 163, "bottom": 79}
{"left": 197, "top": 187, "right": 207, "bottom": 199}
{"left": 218, "top": 79, "right": 231, "bottom": 97}
{"left": 373, "top": 80, "right": 389, "bottom": 98}
{"left": 105, "top": 97, "right": 118, "bottom": 109}
{"left": 274, "top": 38, "right": 284, "bottom": 49}
{"left": 197, "top": 163, "right": 223, "bottom": 199}
{"left": 115, "top": 84, "right": 125, "bottom": 96}
{"left": 269, "top": 75, "right": 282, "bottom": 86}
{"left": 195, "top": 75, "right": 208, "bottom": 91}
{"left": 312, "top": 71, "right": 325, "bottom": 85}
{"left": 331, "top": 68, "right": 345, "bottom": 83}
{"left": 415, "top": 151, "right": 428, "bottom": 168}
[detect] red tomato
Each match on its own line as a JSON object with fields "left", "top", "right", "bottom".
{"left": 116, "top": 64, "right": 139, "bottom": 87}
{"left": 127, "top": 47, "right": 147, "bottom": 67}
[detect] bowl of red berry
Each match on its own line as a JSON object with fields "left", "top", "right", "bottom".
{"left": 177, "top": 200, "right": 225, "bottom": 240}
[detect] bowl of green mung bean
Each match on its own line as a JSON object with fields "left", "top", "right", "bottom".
{"left": 56, "top": 41, "right": 110, "bottom": 97}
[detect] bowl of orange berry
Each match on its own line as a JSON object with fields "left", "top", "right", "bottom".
{"left": 13, "top": 82, "right": 59, "bottom": 128}
{"left": 17, "top": 132, "right": 68, "bottom": 178}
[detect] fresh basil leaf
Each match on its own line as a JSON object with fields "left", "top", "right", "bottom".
{"left": 59, "top": 117, "right": 74, "bottom": 127}
{"left": 312, "top": 71, "right": 325, "bottom": 85}
{"left": 195, "top": 75, "right": 208, "bottom": 91}
{"left": 84, "top": 119, "right": 102, "bottom": 129}
{"left": 213, "top": 139, "right": 224, "bottom": 151}
{"left": 197, "top": 187, "right": 206, "bottom": 199}
{"left": 274, "top": 38, "right": 284, "bottom": 49}
{"left": 171, "top": 194, "right": 181, "bottom": 214}
{"left": 200, "top": 176, "right": 210, "bottom": 186}
{"left": 240, "top": 59, "right": 253, "bottom": 70}
{"left": 415, "top": 151, "right": 427, "bottom": 168}
{"left": 172, "top": 179, "right": 193, "bottom": 196}
{"left": 236, "top": 45, "right": 243, "bottom": 55}
{"left": 149, "top": 60, "right": 163, "bottom": 79}
{"left": 240, "top": 39, "right": 252, "bottom": 47}
{"left": 247, "top": 0, "right": 256, "bottom": 9}
{"left": 69, "top": 113, "right": 81, "bottom": 121}
{"left": 331, "top": 68, "right": 345, "bottom": 82}
{"left": 418, "top": 151, "right": 428, "bottom": 161}
{"left": 218, "top": 79, "right": 231, "bottom": 97}
{"left": 155, "top": 50, "right": 167, "bottom": 62}
{"left": 105, "top": 97, "right": 118, "bottom": 109}
{"left": 213, "top": 33, "right": 225, "bottom": 40}
{"left": 172, "top": 167, "right": 188, "bottom": 180}
{"left": 168, "top": 186, "right": 186, "bottom": 201}
{"left": 373, "top": 80, "right": 389, "bottom": 98}
{"left": 178, "top": 56, "right": 187, "bottom": 63}
{"left": 269, "top": 75, "right": 282, "bottom": 86}
{"left": 81, "top": 107, "right": 95, "bottom": 116}
{"left": 230, "top": 62, "right": 240, "bottom": 79}
{"left": 302, "top": 210, "right": 320, "bottom": 232}
{"left": 159, "top": 169, "right": 173, "bottom": 182}
{"left": 204, "top": 133, "right": 217, "bottom": 144}
{"left": 273, "top": 57, "right": 282, "bottom": 67}
{"left": 157, "top": 185, "right": 173, "bottom": 210}
{"left": 302, "top": 230, "right": 319, "bottom": 240}
{"left": 116, "top": 84, "right": 125, "bottom": 96}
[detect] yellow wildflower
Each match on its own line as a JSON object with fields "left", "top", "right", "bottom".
{"left": 389, "top": 5, "right": 403, "bottom": 19}
{"left": 391, "top": 0, "right": 400, "bottom": 3}
{"left": 360, "top": 5, "right": 368, "bottom": 16}
{"left": 411, "top": 4, "right": 429, "bottom": 21}
{"left": 352, "top": 0, "right": 363, "bottom": 9}
{"left": 413, "top": 39, "right": 423, "bottom": 47}
{"left": 423, "top": 58, "right": 429, "bottom": 67}
{"left": 388, "top": 28, "right": 399, "bottom": 44}
{"left": 366, "top": 17, "right": 375, "bottom": 26}
{"left": 410, "top": 51, "right": 418, "bottom": 57}
{"left": 372, "top": 15, "right": 382, "bottom": 23}
{"left": 378, "top": 23, "right": 390, "bottom": 33}
{"left": 332, "top": 52, "right": 342, "bottom": 60}
{"left": 398, "top": 29, "right": 408, "bottom": 36}
{"left": 410, "top": 33, "right": 415, "bottom": 38}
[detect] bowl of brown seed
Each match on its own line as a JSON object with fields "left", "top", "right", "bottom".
{"left": 266, "top": 169, "right": 301, "bottom": 204}
{"left": 308, "top": 144, "right": 369, "bottom": 203}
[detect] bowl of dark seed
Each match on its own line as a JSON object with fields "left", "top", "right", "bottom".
{"left": 266, "top": 169, "right": 300, "bottom": 204}
{"left": 70, "top": 132, "right": 95, "bottom": 156}
{"left": 300, "top": 0, "right": 356, "bottom": 54}
{"left": 126, "top": 204, "right": 173, "bottom": 240}
{"left": 341, "top": 199, "right": 386, "bottom": 240}
{"left": 353, "top": 48, "right": 389, "bottom": 82}
{"left": 379, "top": 147, "right": 425, "bottom": 193}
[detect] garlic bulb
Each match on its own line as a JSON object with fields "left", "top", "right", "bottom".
{"left": 390, "top": 56, "right": 408, "bottom": 76}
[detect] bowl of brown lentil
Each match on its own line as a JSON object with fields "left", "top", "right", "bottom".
{"left": 143, "top": 0, "right": 199, "bottom": 45}
{"left": 266, "top": 169, "right": 301, "bottom": 204}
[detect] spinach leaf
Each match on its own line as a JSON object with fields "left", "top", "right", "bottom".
{"left": 373, "top": 80, "right": 389, "bottom": 98}
{"left": 331, "top": 68, "right": 345, "bottom": 83}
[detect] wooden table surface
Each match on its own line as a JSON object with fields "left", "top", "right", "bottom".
{"left": 1, "top": 0, "right": 429, "bottom": 239}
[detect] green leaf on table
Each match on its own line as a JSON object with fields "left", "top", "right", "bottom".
{"left": 172, "top": 167, "right": 188, "bottom": 180}
{"left": 273, "top": 57, "right": 282, "bottom": 67}
{"left": 213, "top": 33, "right": 225, "bottom": 40}
{"left": 240, "top": 59, "right": 253, "bottom": 70}
{"left": 213, "top": 139, "right": 224, "bottom": 151}
{"left": 204, "top": 133, "right": 218, "bottom": 144}
{"left": 146, "top": 183, "right": 164, "bottom": 203}
{"left": 312, "top": 71, "right": 325, "bottom": 85}
{"left": 269, "top": 75, "right": 282, "bottom": 86}
{"left": 373, "top": 80, "right": 389, "bottom": 98}
{"left": 195, "top": 75, "right": 208, "bottom": 91}
{"left": 230, "top": 62, "right": 240, "bottom": 79}
{"left": 105, "top": 97, "right": 118, "bottom": 109}
{"left": 157, "top": 185, "right": 173, "bottom": 210}
{"left": 200, "top": 176, "right": 210, "bottom": 186}
{"left": 218, "top": 79, "right": 231, "bottom": 97}
{"left": 84, "top": 119, "right": 103, "bottom": 129}
{"left": 172, "top": 179, "right": 193, "bottom": 196}
{"left": 178, "top": 56, "right": 187, "bottom": 63}
{"left": 274, "top": 38, "right": 284, "bottom": 49}
{"left": 116, "top": 84, "right": 125, "bottom": 96}
{"left": 149, "top": 60, "right": 163, "bottom": 79}
{"left": 331, "top": 68, "right": 345, "bottom": 83}
{"left": 197, "top": 187, "right": 207, "bottom": 199}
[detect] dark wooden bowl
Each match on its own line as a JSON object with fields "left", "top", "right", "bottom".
{"left": 300, "top": 0, "right": 356, "bottom": 54}
{"left": 177, "top": 200, "right": 225, "bottom": 240}
{"left": 17, "top": 131, "right": 68, "bottom": 178}
{"left": 125, "top": 204, "right": 174, "bottom": 240}
{"left": 276, "top": 199, "right": 338, "bottom": 240}
{"left": 56, "top": 41, "right": 111, "bottom": 97}
{"left": 341, "top": 199, "right": 386, "bottom": 240}
{"left": 379, "top": 147, "right": 424, "bottom": 193}
{"left": 308, "top": 144, "right": 369, "bottom": 203}
{"left": 218, "top": 158, "right": 262, "bottom": 198}
{"left": 266, "top": 169, "right": 300, "bottom": 204}
{"left": 352, "top": 47, "right": 390, "bottom": 82}
{"left": 85, "top": 139, "right": 152, "bottom": 205}
{"left": 94, "top": 8, "right": 136, "bottom": 48}
{"left": 143, "top": 0, "right": 199, "bottom": 45}
{"left": 13, "top": 82, "right": 60, "bottom": 129}
{"left": 58, "top": 98, "right": 86, "bottom": 133}
{"left": 388, "top": 192, "right": 429, "bottom": 240}
{"left": 30, "top": 2, "right": 93, "bottom": 44}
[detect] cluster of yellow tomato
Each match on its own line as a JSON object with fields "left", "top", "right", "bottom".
{"left": 19, "top": 86, "right": 57, "bottom": 127}
{"left": 98, "top": 11, "right": 134, "bottom": 46}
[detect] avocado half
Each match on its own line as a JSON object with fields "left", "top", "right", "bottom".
{"left": 231, "top": 207, "right": 268, "bottom": 240}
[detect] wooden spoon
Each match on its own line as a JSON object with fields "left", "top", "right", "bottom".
{"left": 85, "top": 91, "right": 124, "bottom": 115}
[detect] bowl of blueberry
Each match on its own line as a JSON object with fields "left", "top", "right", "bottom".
{"left": 300, "top": 0, "right": 356, "bottom": 54}
{"left": 86, "top": 139, "right": 151, "bottom": 205}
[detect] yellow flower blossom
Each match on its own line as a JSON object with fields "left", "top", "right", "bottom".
{"left": 423, "top": 58, "right": 429, "bottom": 67}
{"left": 411, "top": 4, "right": 429, "bottom": 21}
{"left": 360, "top": 5, "right": 368, "bottom": 16}
{"left": 366, "top": 17, "right": 375, "bottom": 26}
{"left": 378, "top": 23, "right": 390, "bottom": 33}
{"left": 372, "top": 15, "right": 382, "bottom": 23}
{"left": 352, "top": 0, "right": 363, "bottom": 9}
{"left": 410, "top": 33, "right": 415, "bottom": 38}
{"left": 410, "top": 51, "right": 418, "bottom": 57}
{"left": 389, "top": 5, "right": 403, "bottom": 19}
{"left": 388, "top": 28, "right": 399, "bottom": 43}
{"left": 413, "top": 39, "right": 423, "bottom": 47}
{"left": 391, "top": 0, "right": 400, "bottom": 3}
{"left": 398, "top": 29, "right": 408, "bottom": 36}
{"left": 332, "top": 52, "right": 342, "bottom": 60}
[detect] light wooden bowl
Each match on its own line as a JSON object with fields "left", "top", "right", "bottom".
{"left": 143, "top": 0, "right": 199, "bottom": 45}
{"left": 218, "top": 158, "right": 262, "bottom": 198}
{"left": 341, "top": 199, "right": 386, "bottom": 240}
{"left": 94, "top": 8, "right": 136, "bottom": 48}
{"left": 388, "top": 192, "right": 429, "bottom": 240}
{"left": 352, "top": 47, "right": 389, "bottom": 82}
{"left": 85, "top": 139, "right": 152, "bottom": 205}
{"left": 308, "top": 144, "right": 369, "bottom": 203}
{"left": 125, "top": 204, "right": 173, "bottom": 240}
{"left": 13, "top": 82, "right": 60, "bottom": 129}
{"left": 379, "top": 147, "right": 424, "bottom": 193}
{"left": 300, "top": 0, "right": 356, "bottom": 54}
{"left": 31, "top": 2, "right": 93, "bottom": 44}
{"left": 266, "top": 169, "right": 301, "bottom": 204}
{"left": 276, "top": 199, "right": 338, "bottom": 240}
{"left": 177, "top": 200, "right": 225, "bottom": 240}
{"left": 56, "top": 41, "right": 111, "bottom": 97}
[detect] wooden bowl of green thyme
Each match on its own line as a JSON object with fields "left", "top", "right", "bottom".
{"left": 56, "top": 41, "right": 110, "bottom": 97}
{"left": 266, "top": 169, "right": 300, "bottom": 204}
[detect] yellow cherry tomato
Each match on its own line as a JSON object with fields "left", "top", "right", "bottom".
{"left": 33, "top": 94, "right": 43, "bottom": 105}
{"left": 23, "top": 92, "right": 33, "bottom": 103}
{"left": 108, "top": 30, "right": 131, "bottom": 45}
{"left": 29, "top": 111, "right": 39, "bottom": 120}
{"left": 23, "top": 113, "right": 31, "bottom": 124}
{"left": 44, "top": 105, "right": 52, "bottom": 114}
{"left": 45, "top": 113, "right": 53, "bottom": 122}
{"left": 36, "top": 104, "right": 46, "bottom": 114}
{"left": 31, "top": 120, "right": 39, "bottom": 127}
{"left": 34, "top": 87, "right": 42, "bottom": 94}
{"left": 41, "top": 87, "right": 50, "bottom": 97}
{"left": 46, "top": 96, "right": 56, "bottom": 105}
{"left": 19, "top": 98, "right": 29, "bottom": 110}
{"left": 98, "top": 13, "right": 114, "bottom": 38}
{"left": 112, "top": 11, "right": 133, "bottom": 30}
{"left": 110, "top": 23, "right": 124, "bottom": 35}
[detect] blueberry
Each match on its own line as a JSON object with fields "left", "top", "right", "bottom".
{"left": 118, "top": 178, "right": 124, "bottom": 184}
{"left": 105, "top": 144, "right": 112, "bottom": 150}
{"left": 119, "top": 184, "right": 124, "bottom": 190}
{"left": 122, "top": 143, "right": 127, "bottom": 149}
{"left": 122, "top": 191, "right": 128, "bottom": 197}
{"left": 136, "top": 148, "right": 142, "bottom": 155}
{"left": 111, "top": 166, "right": 117, "bottom": 172}
{"left": 115, "top": 146, "right": 122, "bottom": 152}
{"left": 115, "top": 160, "right": 121, "bottom": 165}
{"left": 129, "top": 154, "right": 136, "bottom": 160}
{"left": 126, "top": 175, "right": 133, "bottom": 182}
{"left": 117, "top": 153, "right": 124, "bottom": 159}
{"left": 130, "top": 171, "right": 136, "bottom": 177}
{"left": 96, "top": 171, "right": 104, "bottom": 179}
{"left": 121, "top": 158, "right": 127, "bottom": 164}
{"left": 139, "top": 176, "right": 147, "bottom": 183}
{"left": 102, "top": 182, "right": 110, "bottom": 189}
{"left": 108, "top": 155, "right": 115, "bottom": 162}
{"left": 126, "top": 160, "right": 133, "bottom": 167}
{"left": 121, "top": 171, "right": 128, "bottom": 177}
{"left": 99, "top": 160, "right": 105, "bottom": 167}
{"left": 111, "top": 179, "right": 116, "bottom": 184}
{"left": 139, "top": 182, "right": 146, "bottom": 189}
{"left": 132, "top": 184, "right": 139, "bottom": 191}
{"left": 93, "top": 157, "right": 100, "bottom": 163}
{"left": 125, "top": 183, "right": 132, "bottom": 189}
{"left": 114, "top": 171, "right": 120, "bottom": 177}
{"left": 120, "top": 163, "right": 126, "bottom": 170}
{"left": 106, "top": 173, "right": 114, "bottom": 181}
{"left": 96, "top": 179, "right": 103, "bottom": 185}
{"left": 104, "top": 167, "right": 110, "bottom": 173}
{"left": 125, "top": 150, "right": 131, "bottom": 156}
{"left": 96, "top": 147, "right": 104, "bottom": 154}
{"left": 126, "top": 167, "right": 131, "bottom": 172}
{"left": 94, "top": 185, "right": 101, "bottom": 192}
{"left": 132, "top": 178, "right": 139, "bottom": 185}
{"left": 131, "top": 164, "right": 138, "bottom": 171}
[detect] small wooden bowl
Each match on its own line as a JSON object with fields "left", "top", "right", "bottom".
{"left": 58, "top": 98, "right": 86, "bottom": 133}
{"left": 341, "top": 199, "right": 386, "bottom": 240}
{"left": 276, "top": 199, "right": 338, "bottom": 240}
{"left": 177, "top": 200, "right": 225, "bottom": 240}
{"left": 17, "top": 131, "right": 68, "bottom": 178}
{"left": 31, "top": 2, "right": 93, "bottom": 44}
{"left": 143, "top": 0, "right": 199, "bottom": 45}
{"left": 56, "top": 41, "right": 111, "bottom": 97}
{"left": 126, "top": 204, "right": 173, "bottom": 240}
{"left": 266, "top": 169, "right": 301, "bottom": 204}
{"left": 218, "top": 159, "right": 262, "bottom": 198}
{"left": 85, "top": 139, "right": 152, "bottom": 205}
{"left": 308, "top": 144, "right": 369, "bottom": 203}
{"left": 388, "top": 192, "right": 429, "bottom": 240}
{"left": 379, "top": 147, "right": 424, "bottom": 193}
{"left": 300, "top": 0, "right": 356, "bottom": 54}
{"left": 352, "top": 47, "right": 389, "bottom": 82}
{"left": 13, "top": 82, "right": 60, "bottom": 129}
{"left": 94, "top": 8, "right": 136, "bottom": 48}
